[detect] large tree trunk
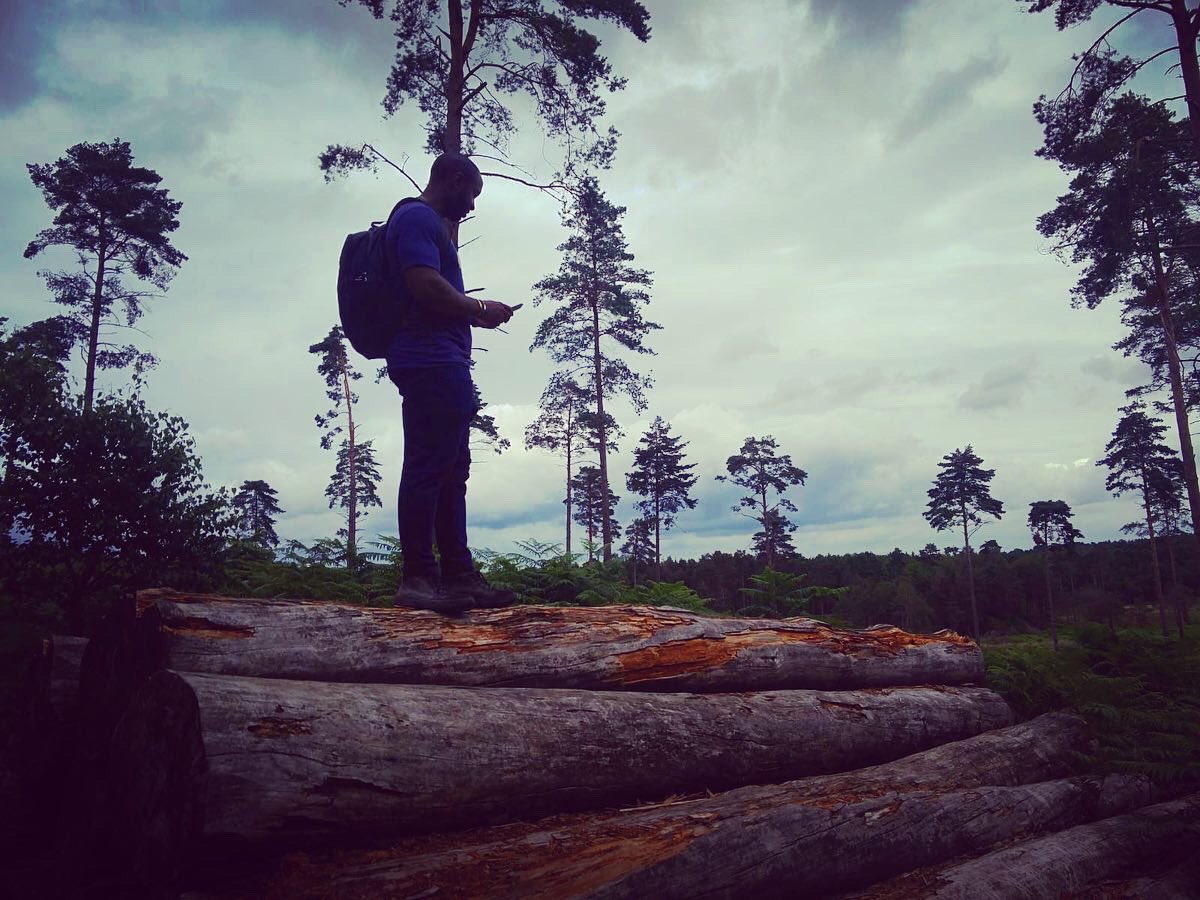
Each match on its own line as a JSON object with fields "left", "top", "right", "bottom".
{"left": 1148, "top": 224, "right": 1200, "bottom": 590}
{"left": 216, "top": 713, "right": 1113, "bottom": 900}
{"left": 961, "top": 514, "right": 980, "bottom": 640}
{"left": 880, "top": 793, "right": 1200, "bottom": 899}
{"left": 132, "top": 590, "right": 985, "bottom": 691}
{"left": 83, "top": 232, "right": 106, "bottom": 414}
{"left": 592, "top": 291, "right": 612, "bottom": 562}
{"left": 1042, "top": 544, "right": 1058, "bottom": 650}
{"left": 104, "top": 670, "right": 1011, "bottom": 874}
{"left": 1142, "top": 480, "right": 1169, "bottom": 637}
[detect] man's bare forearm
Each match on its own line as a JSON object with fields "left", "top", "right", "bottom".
{"left": 405, "top": 267, "right": 479, "bottom": 321}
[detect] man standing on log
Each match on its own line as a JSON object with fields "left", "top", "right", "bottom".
{"left": 387, "top": 153, "right": 518, "bottom": 614}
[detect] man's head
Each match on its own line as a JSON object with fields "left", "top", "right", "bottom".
{"left": 424, "top": 153, "right": 483, "bottom": 222}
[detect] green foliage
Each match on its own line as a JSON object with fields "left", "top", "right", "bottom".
{"left": 616, "top": 580, "right": 711, "bottom": 613}
{"left": 735, "top": 568, "right": 845, "bottom": 619}
{"left": 716, "top": 435, "right": 807, "bottom": 567}
{"left": 625, "top": 417, "right": 698, "bottom": 566}
{"left": 24, "top": 139, "right": 187, "bottom": 408}
{"left": 0, "top": 324, "right": 234, "bottom": 632}
{"left": 322, "top": 1, "right": 649, "bottom": 163}
{"left": 232, "top": 479, "right": 285, "bottom": 549}
{"left": 986, "top": 623, "right": 1200, "bottom": 782}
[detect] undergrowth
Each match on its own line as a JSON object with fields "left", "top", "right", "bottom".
{"left": 985, "top": 622, "right": 1200, "bottom": 782}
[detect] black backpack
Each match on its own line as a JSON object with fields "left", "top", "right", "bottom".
{"left": 337, "top": 198, "right": 420, "bottom": 359}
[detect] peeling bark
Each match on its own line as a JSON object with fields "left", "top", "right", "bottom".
{"left": 135, "top": 590, "right": 983, "bottom": 691}
{"left": 107, "top": 671, "right": 1010, "bottom": 877}
{"left": 211, "top": 714, "right": 1120, "bottom": 900}
{"left": 913, "top": 793, "right": 1200, "bottom": 899}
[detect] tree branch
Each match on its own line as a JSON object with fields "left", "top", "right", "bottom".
{"left": 360, "top": 144, "right": 422, "bottom": 192}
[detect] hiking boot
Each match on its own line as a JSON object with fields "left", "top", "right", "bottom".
{"left": 393, "top": 575, "right": 474, "bottom": 615}
{"left": 442, "top": 570, "right": 518, "bottom": 609}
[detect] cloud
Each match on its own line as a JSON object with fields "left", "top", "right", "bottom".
{"left": 959, "top": 359, "right": 1037, "bottom": 411}
{"left": 893, "top": 51, "right": 1010, "bottom": 145}
{"left": 801, "top": 0, "right": 922, "bottom": 44}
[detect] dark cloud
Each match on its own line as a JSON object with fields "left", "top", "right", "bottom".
{"left": 893, "top": 51, "right": 1009, "bottom": 144}
{"left": 801, "top": 0, "right": 922, "bottom": 44}
{"left": 0, "top": 0, "right": 391, "bottom": 114}
{"left": 959, "top": 360, "right": 1037, "bottom": 411}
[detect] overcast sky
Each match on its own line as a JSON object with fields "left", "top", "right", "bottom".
{"left": 1, "top": 0, "right": 1189, "bottom": 561}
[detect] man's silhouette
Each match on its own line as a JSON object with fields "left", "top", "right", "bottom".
{"left": 387, "top": 153, "right": 516, "bottom": 613}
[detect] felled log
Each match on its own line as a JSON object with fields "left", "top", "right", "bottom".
{"left": 102, "top": 670, "right": 1011, "bottom": 878}
{"left": 907, "top": 793, "right": 1200, "bottom": 899}
{"left": 212, "top": 713, "right": 1130, "bottom": 900}
{"left": 133, "top": 589, "right": 984, "bottom": 691}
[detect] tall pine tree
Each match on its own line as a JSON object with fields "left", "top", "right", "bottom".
{"left": 232, "top": 479, "right": 285, "bottom": 549}
{"left": 24, "top": 139, "right": 186, "bottom": 412}
{"left": 1098, "top": 401, "right": 1185, "bottom": 636}
{"left": 1027, "top": 499, "right": 1083, "bottom": 650}
{"left": 716, "top": 436, "right": 807, "bottom": 569}
{"left": 923, "top": 445, "right": 1004, "bottom": 640}
{"left": 570, "top": 464, "right": 620, "bottom": 563}
{"left": 321, "top": 1, "right": 650, "bottom": 189}
{"left": 1035, "top": 92, "right": 1200, "bottom": 574}
{"left": 531, "top": 177, "right": 658, "bottom": 561}
{"left": 625, "top": 416, "right": 697, "bottom": 576}
{"left": 309, "top": 326, "right": 380, "bottom": 566}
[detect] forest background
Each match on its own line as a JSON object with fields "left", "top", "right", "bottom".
{"left": 4, "top": 0, "right": 1200, "bottom": 656}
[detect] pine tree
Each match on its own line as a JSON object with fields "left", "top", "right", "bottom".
{"left": 321, "top": 1, "right": 650, "bottom": 192}
{"left": 570, "top": 464, "right": 620, "bottom": 563}
{"left": 232, "top": 480, "right": 285, "bottom": 549}
{"left": 309, "top": 326, "right": 378, "bottom": 566}
{"left": 326, "top": 439, "right": 383, "bottom": 552}
{"left": 625, "top": 417, "right": 697, "bottom": 577}
{"left": 470, "top": 383, "right": 510, "bottom": 454}
{"left": 524, "top": 371, "right": 616, "bottom": 554}
{"left": 1035, "top": 92, "right": 1200, "bottom": 577}
{"left": 1099, "top": 401, "right": 1185, "bottom": 636}
{"left": 1027, "top": 499, "right": 1084, "bottom": 650}
{"left": 24, "top": 139, "right": 186, "bottom": 412}
{"left": 531, "top": 177, "right": 658, "bottom": 561}
{"left": 620, "top": 517, "right": 655, "bottom": 586}
{"left": 751, "top": 509, "right": 798, "bottom": 562}
{"left": 923, "top": 445, "right": 1004, "bottom": 640}
{"left": 1023, "top": 0, "right": 1200, "bottom": 166}
{"left": 716, "top": 435, "right": 807, "bottom": 569}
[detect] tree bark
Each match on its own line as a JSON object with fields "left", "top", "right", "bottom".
{"left": 218, "top": 713, "right": 1109, "bottom": 900}
{"left": 106, "top": 670, "right": 1012, "bottom": 870}
{"left": 135, "top": 590, "right": 985, "bottom": 691}
{"left": 1171, "top": 0, "right": 1200, "bottom": 166}
{"left": 961, "top": 512, "right": 980, "bottom": 640}
{"left": 340, "top": 358, "right": 357, "bottom": 566}
{"left": 591, "top": 282, "right": 612, "bottom": 562}
{"left": 1142, "top": 477, "right": 1169, "bottom": 637}
{"left": 1148, "top": 223, "right": 1200, "bottom": 595}
{"left": 891, "top": 792, "right": 1200, "bottom": 899}
{"left": 84, "top": 226, "right": 107, "bottom": 415}
{"left": 1042, "top": 544, "right": 1058, "bottom": 651}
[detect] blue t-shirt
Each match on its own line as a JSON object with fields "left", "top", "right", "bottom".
{"left": 385, "top": 200, "right": 472, "bottom": 368}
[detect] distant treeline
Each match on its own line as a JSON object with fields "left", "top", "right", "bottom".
{"left": 653, "top": 538, "right": 1197, "bottom": 636}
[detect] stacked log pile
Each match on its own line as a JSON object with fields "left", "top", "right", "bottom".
{"left": 38, "top": 589, "right": 1195, "bottom": 897}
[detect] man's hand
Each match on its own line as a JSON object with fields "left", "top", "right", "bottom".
{"left": 472, "top": 299, "right": 516, "bottom": 329}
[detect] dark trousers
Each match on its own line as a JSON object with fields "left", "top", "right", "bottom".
{"left": 389, "top": 364, "right": 478, "bottom": 579}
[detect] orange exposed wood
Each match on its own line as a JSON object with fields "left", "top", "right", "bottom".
{"left": 163, "top": 617, "right": 254, "bottom": 640}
